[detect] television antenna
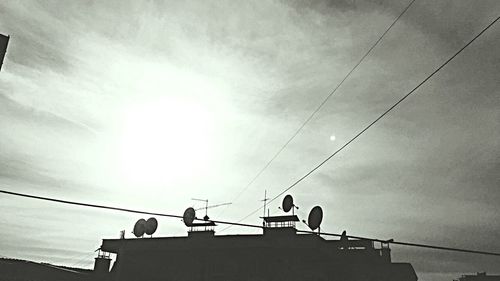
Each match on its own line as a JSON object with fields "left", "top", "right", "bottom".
{"left": 192, "top": 198, "right": 231, "bottom": 221}
{"left": 261, "top": 190, "right": 270, "bottom": 220}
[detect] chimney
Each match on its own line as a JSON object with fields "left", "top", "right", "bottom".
{"left": 94, "top": 249, "right": 111, "bottom": 279}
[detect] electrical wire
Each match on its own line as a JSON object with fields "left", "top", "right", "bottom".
{"left": 224, "top": 15, "right": 500, "bottom": 231}
{"left": 219, "top": 0, "right": 418, "bottom": 216}
{"left": 295, "top": 230, "right": 500, "bottom": 257}
{"left": 0, "top": 189, "right": 261, "bottom": 229}
{"left": 1, "top": 188, "right": 499, "bottom": 257}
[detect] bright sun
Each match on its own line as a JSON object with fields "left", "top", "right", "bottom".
{"left": 117, "top": 96, "right": 215, "bottom": 187}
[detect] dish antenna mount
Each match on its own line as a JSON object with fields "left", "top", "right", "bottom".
{"left": 307, "top": 206, "right": 323, "bottom": 233}
{"left": 183, "top": 207, "right": 196, "bottom": 226}
{"left": 145, "top": 217, "right": 158, "bottom": 236}
{"left": 281, "top": 194, "right": 299, "bottom": 214}
{"left": 133, "top": 218, "right": 147, "bottom": 238}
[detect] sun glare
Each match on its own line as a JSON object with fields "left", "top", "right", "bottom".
{"left": 117, "top": 97, "right": 215, "bottom": 187}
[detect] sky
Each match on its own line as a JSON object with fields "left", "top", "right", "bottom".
{"left": 0, "top": 0, "right": 499, "bottom": 280}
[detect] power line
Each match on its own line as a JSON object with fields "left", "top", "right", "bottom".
{"left": 1, "top": 188, "right": 499, "bottom": 257}
{"left": 294, "top": 230, "right": 500, "bottom": 257}
{"left": 0, "top": 189, "right": 261, "bottom": 229}
{"left": 225, "top": 15, "right": 500, "bottom": 230}
{"left": 220, "top": 0, "right": 418, "bottom": 216}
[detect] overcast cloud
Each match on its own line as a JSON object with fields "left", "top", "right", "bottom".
{"left": 0, "top": 1, "right": 499, "bottom": 280}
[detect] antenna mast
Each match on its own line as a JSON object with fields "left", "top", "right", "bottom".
{"left": 261, "top": 190, "right": 270, "bottom": 226}
{"left": 192, "top": 198, "right": 231, "bottom": 222}
{"left": 192, "top": 198, "right": 209, "bottom": 218}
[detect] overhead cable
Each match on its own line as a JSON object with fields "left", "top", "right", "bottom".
{"left": 1, "top": 188, "right": 499, "bottom": 257}
{"left": 226, "top": 15, "right": 500, "bottom": 230}
{"left": 222, "top": 0, "right": 418, "bottom": 212}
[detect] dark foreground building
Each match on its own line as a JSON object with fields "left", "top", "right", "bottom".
{"left": 454, "top": 272, "right": 500, "bottom": 281}
{"left": 0, "top": 33, "right": 9, "bottom": 71}
{"left": 0, "top": 258, "right": 90, "bottom": 281}
{"left": 97, "top": 225, "right": 418, "bottom": 281}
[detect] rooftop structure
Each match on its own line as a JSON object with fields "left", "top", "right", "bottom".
{"left": 98, "top": 228, "right": 417, "bottom": 281}
{"left": 95, "top": 196, "right": 418, "bottom": 281}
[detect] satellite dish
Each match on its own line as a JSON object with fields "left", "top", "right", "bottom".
{"left": 145, "top": 217, "right": 158, "bottom": 235}
{"left": 307, "top": 206, "right": 323, "bottom": 231}
{"left": 133, "top": 218, "right": 147, "bottom": 237}
{"left": 282, "top": 195, "right": 294, "bottom": 213}
{"left": 183, "top": 207, "right": 196, "bottom": 226}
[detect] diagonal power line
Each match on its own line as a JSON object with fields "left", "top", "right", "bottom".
{"left": 1, "top": 188, "right": 500, "bottom": 257}
{"left": 223, "top": 15, "right": 500, "bottom": 232}
{"left": 0, "top": 189, "right": 261, "bottom": 229}
{"left": 221, "top": 0, "right": 418, "bottom": 216}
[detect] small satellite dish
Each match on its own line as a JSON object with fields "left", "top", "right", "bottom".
{"left": 133, "top": 218, "right": 147, "bottom": 237}
{"left": 307, "top": 206, "right": 323, "bottom": 231}
{"left": 145, "top": 217, "right": 158, "bottom": 235}
{"left": 183, "top": 207, "right": 196, "bottom": 226}
{"left": 282, "top": 195, "right": 294, "bottom": 213}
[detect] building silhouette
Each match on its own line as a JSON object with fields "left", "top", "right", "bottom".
{"left": 0, "top": 258, "right": 90, "bottom": 281}
{"left": 0, "top": 33, "right": 9, "bottom": 71}
{"left": 454, "top": 272, "right": 500, "bottom": 281}
{"left": 96, "top": 218, "right": 418, "bottom": 281}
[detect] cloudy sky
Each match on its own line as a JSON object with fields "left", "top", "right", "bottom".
{"left": 0, "top": 0, "right": 499, "bottom": 280}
